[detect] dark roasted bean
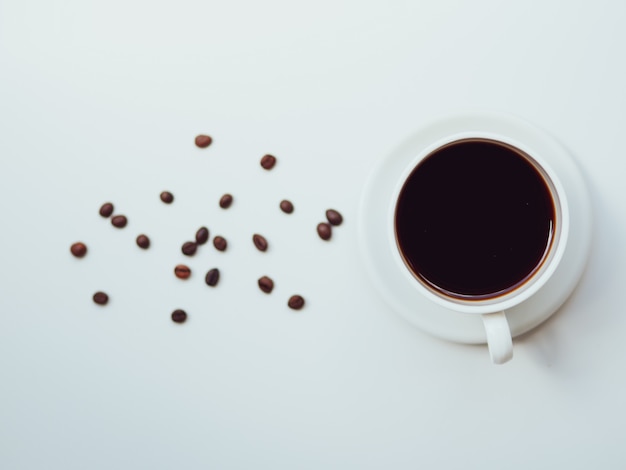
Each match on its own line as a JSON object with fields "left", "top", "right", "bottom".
{"left": 288, "top": 295, "right": 305, "bottom": 310}
{"left": 111, "top": 215, "right": 128, "bottom": 228}
{"left": 181, "top": 241, "right": 198, "bottom": 256}
{"left": 195, "top": 134, "right": 212, "bottom": 148}
{"left": 252, "top": 234, "right": 268, "bottom": 252}
{"left": 279, "top": 199, "right": 294, "bottom": 214}
{"left": 258, "top": 276, "right": 274, "bottom": 294}
{"left": 99, "top": 202, "right": 114, "bottom": 218}
{"left": 317, "top": 222, "right": 331, "bottom": 241}
{"left": 171, "top": 309, "right": 187, "bottom": 323}
{"left": 70, "top": 242, "right": 87, "bottom": 258}
{"left": 213, "top": 236, "right": 227, "bottom": 251}
{"left": 205, "top": 268, "right": 220, "bottom": 286}
{"left": 195, "top": 227, "right": 209, "bottom": 245}
{"left": 219, "top": 194, "right": 233, "bottom": 209}
{"left": 93, "top": 291, "right": 109, "bottom": 305}
{"left": 160, "top": 191, "right": 174, "bottom": 204}
{"left": 174, "top": 264, "right": 191, "bottom": 279}
{"left": 136, "top": 234, "right": 150, "bottom": 249}
{"left": 325, "top": 209, "right": 343, "bottom": 226}
{"left": 260, "top": 154, "right": 276, "bottom": 170}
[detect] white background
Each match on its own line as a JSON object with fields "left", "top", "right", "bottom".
{"left": 1, "top": 1, "right": 625, "bottom": 468}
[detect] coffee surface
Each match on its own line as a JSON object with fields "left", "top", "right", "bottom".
{"left": 395, "top": 139, "right": 555, "bottom": 299}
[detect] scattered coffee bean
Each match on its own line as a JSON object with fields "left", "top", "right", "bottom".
{"left": 195, "top": 227, "right": 209, "bottom": 245}
{"left": 280, "top": 199, "right": 294, "bottom": 214}
{"left": 213, "top": 236, "right": 227, "bottom": 251}
{"left": 195, "top": 134, "right": 213, "bottom": 148}
{"left": 111, "top": 215, "right": 128, "bottom": 228}
{"left": 288, "top": 295, "right": 305, "bottom": 310}
{"left": 205, "top": 268, "right": 220, "bottom": 286}
{"left": 258, "top": 276, "right": 274, "bottom": 294}
{"left": 136, "top": 234, "right": 150, "bottom": 249}
{"left": 99, "top": 202, "right": 114, "bottom": 218}
{"left": 174, "top": 264, "right": 191, "bottom": 279}
{"left": 171, "top": 309, "right": 187, "bottom": 323}
{"left": 182, "top": 241, "right": 198, "bottom": 256}
{"left": 70, "top": 242, "right": 87, "bottom": 258}
{"left": 317, "top": 222, "right": 332, "bottom": 241}
{"left": 93, "top": 291, "right": 109, "bottom": 305}
{"left": 252, "top": 234, "right": 268, "bottom": 252}
{"left": 260, "top": 154, "right": 277, "bottom": 170}
{"left": 219, "top": 193, "right": 233, "bottom": 209}
{"left": 326, "top": 209, "right": 343, "bottom": 226}
{"left": 160, "top": 191, "right": 174, "bottom": 204}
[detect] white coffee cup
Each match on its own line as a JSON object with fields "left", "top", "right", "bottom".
{"left": 389, "top": 135, "right": 568, "bottom": 364}
{"left": 358, "top": 112, "right": 591, "bottom": 365}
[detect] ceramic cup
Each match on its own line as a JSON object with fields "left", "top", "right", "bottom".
{"left": 359, "top": 112, "right": 591, "bottom": 364}
{"left": 388, "top": 133, "right": 569, "bottom": 364}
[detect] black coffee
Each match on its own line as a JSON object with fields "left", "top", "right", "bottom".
{"left": 395, "top": 138, "right": 556, "bottom": 299}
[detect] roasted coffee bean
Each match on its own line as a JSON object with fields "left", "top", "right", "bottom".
{"left": 213, "top": 236, "right": 227, "bottom": 251}
{"left": 279, "top": 199, "right": 294, "bottom": 214}
{"left": 258, "top": 276, "right": 274, "bottom": 294}
{"left": 99, "top": 202, "right": 114, "bottom": 218}
{"left": 326, "top": 209, "right": 343, "bottom": 226}
{"left": 182, "top": 241, "right": 198, "bottom": 256}
{"left": 260, "top": 154, "right": 276, "bottom": 170}
{"left": 205, "top": 268, "right": 220, "bottom": 286}
{"left": 288, "top": 295, "right": 305, "bottom": 310}
{"left": 111, "top": 215, "right": 128, "bottom": 228}
{"left": 195, "top": 134, "right": 213, "bottom": 148}
{"left": 195, "top": 227, "right": 209, "bottom": 245}
{"left": 160, "top": 191, "right": 174, "bottom": 204}
{"left": 252, "top": 234, "right": 268, "bottom": 252}
{"left": 70, "top": 242, "right": 87, "bottom": 258}
{"left": 171, "top": 309, "right": 187, "bottom": 323}
{"left": 93, "top": 291, "right": 109, "bottom": 305}
{"left": 136, "top": 234, "right": 150, "bottom": 249}
{"left": 219, "top": 194, "right": 233, "bottom": 209}
{"left": 174, "top": 264, "right": 191, "bottom": 279}
{"left": 317, "top": 222, "right": 332, "bottom": 241}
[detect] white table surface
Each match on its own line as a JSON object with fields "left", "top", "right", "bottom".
{"left": 1, "top": 1, "right": 625, "bottom": 469}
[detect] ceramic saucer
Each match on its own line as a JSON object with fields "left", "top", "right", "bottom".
{"left": 357, "top": 111, "right": 592, "bottom": 343}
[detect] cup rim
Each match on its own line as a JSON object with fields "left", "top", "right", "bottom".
{"left": 388, "top": 131, "right": 570, "bottom": 315}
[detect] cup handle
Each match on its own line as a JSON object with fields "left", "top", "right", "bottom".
{"left": 481, "top": 311, "right": 513, "bottom": 364}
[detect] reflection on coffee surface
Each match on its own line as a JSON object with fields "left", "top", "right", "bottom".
{"left": 395, "top": 138, "right": 556, "bottom": 299}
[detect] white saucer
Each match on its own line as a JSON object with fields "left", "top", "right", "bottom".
{"left": 358, "top": 112, "right": 592, "bottom": 344}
